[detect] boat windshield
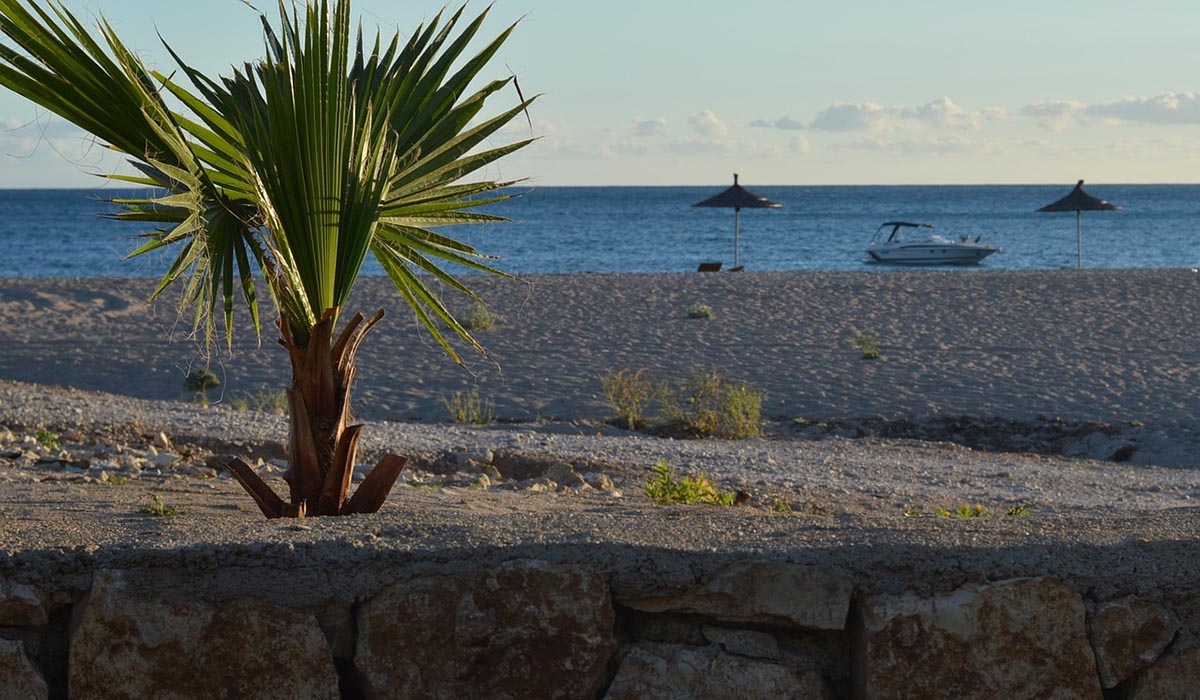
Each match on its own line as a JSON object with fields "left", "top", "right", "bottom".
{"left": 871, "top": 222, "right": 934, "bottom": 244}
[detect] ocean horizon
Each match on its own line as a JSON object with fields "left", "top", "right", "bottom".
{"left": 2, "top": 184, "right": 1197, "bottom": 277}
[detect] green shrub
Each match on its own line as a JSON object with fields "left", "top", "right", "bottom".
{"left": 600, "top": 369, "right": 653, "bottom": 430}
{"left": 664, "top": 371, "right": 763, "bottom": 439}
{"left": 460, "top": 302, "right": 500, "bottom": 331}
{"left": 184, "top": 368, "right": 221, "bottom": 391}
{"left": 1006, "top": 502, "right": 1035, "bottom": 516}
{"left": 140, "top": 494, "right": 181, "bottom": 516}
{"left": 35, "top": 428, "right": 60, "bottom": 453}
{"left": 687, "top": 303, "right": 714, "bottom": 319}
{"left": 935, "top": 503, "right": 986, "bottom": 518}
{"left": 644, "top": 461, "right": 734, "bottom": 506}
{"left": 442, "top": 389, "right": 496, "bottom": 425}
{"left": 853, "top": 333, "right": 884, "bottom": 360}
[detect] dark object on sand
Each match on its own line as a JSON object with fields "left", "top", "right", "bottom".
{"left": 183, "top": 369, "right": 220, "bottom": 392}
{"left": 694, "top": 174, "right": 782, "bottom": 269}
{"left": 1037, "top": 180, "right": 1120, "bottom": 269}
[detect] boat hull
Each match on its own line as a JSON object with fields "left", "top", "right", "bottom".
{"left": 867, "top": 244, "right": 997, "bottom": 265}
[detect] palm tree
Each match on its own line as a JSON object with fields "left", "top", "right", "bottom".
{"left": 0, "top": 0, "right": 534, "bottom": 517}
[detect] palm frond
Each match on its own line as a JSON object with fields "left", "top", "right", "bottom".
{"left": 1, "top": 0, "right": 534, "bottom": 360}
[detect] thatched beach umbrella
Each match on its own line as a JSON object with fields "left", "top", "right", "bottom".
{"left": 693, "top": 174, "right": 781, "bottom": 269}
{"left": 1037, "top": 180, "right": 1120, "bottom": 269}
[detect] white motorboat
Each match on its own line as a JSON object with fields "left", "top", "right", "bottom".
{"left": 865, "top": 221, "right": 999, "bottom": 265}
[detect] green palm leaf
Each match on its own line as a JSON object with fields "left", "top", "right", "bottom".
{"left": 1, "top": 0, "right": 533, "bottom": 356}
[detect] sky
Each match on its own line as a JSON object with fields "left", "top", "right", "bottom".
{"left": 2, "top": 0, "right": 1200, "bottom": 187}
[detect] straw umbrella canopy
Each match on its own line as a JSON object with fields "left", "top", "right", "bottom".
{"left": 693, "top": 174, "right": 782, "bottom": 268}
{"left": 1036, "top": 180, "right": 1120, "bottom": 269}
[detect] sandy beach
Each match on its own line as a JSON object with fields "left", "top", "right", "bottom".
{"left": 1, "top": 269, "right": 1199, "bottom": 437}
{"left": 5, "top": 268, "right": 1200, "bottom": 600}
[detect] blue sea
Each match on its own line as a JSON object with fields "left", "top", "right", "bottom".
{"left": 0, "top": 184, "right": 1196, "bottom": 276}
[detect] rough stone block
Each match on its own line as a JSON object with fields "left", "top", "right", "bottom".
{"left": 356, "top": 560, "right": 615, "bottom": 700}
{"left": 0, "top": 639, "right": 48, "bottom": 700}
{"left": 701, "top": 625, "right": 781, "bottom": 661}
{"left": 854, "top": 577, "right": 1101, "bottom": 699}
{"left": 602, "top": 642, "right": 832, "bottom": 700}
{"left": 621, "top": 562, "right": 853, "bottom": 631}
{"left": 1088, "top": 595, "right": 1178, "bottom": 688}
{"left": 0, "top": 580, "right": 48, "bottom": 626}
{"left": 1125, "top": 647, "right": 1200, "bottom": 699}
{"left": 70, "top": 570, "right": 339, "bottom": 700}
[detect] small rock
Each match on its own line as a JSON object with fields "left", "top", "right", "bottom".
{"left": 155, "top": 431, "right": 173, "bottom": 450}
{"left": 455, "top": 448, "right": 494, "bottom": 470}
{"left": 151, "top": 452, "right": 180, "bottom": 468}
{"left": 583, "top": 472, "right": 614, "bottom": 491}
{"left": 544, "top": 462, "right": 585, "bottom": 488}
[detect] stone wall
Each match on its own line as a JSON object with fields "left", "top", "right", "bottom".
{"left": 2, "top": 559, "right": 1197, "bottom": 699}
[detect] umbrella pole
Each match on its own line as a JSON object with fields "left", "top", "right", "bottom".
{"left": 734, "top": 207, "right": 741, "bottom": 268}
{"left": 1076, "top": 210, "right": 1083, "bottom": 269}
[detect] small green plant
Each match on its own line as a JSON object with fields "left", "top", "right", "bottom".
{"left": 140, "top": 494, "right": 181, "bottom": 516}
{"left": 687, "top": 303, "right": 714, "bottom": 319}
{"left": 935, "top": 503, "right": 986, "bottom": 518}
{"left": 184, "top": 368, "right": 221, "bottom": 392}
{"left": 644, "top": 461, "right": 735, "bottom": 506}
{"left": 442, "top": 389, "right": 496, "bottom": 425}
{"left": 661, "top": 371, "right": 764, "bottom": 439}
{"left": 184, "top": 368, "right": 221, "bottom": 407}
{"left": 600, "top": 369, "right": 654, "bottom": 430}
{"left": 853, "top": 333, "right": 884, "bottom": 360}
{"left": 460, "top": 302, "right": 501, "bottom": 331}
{"left": 35, "top": 429, "right": 60, "bottom": 453}
{"left": 104, "top": 475, "right": 129, "bottom": 486}
{"left": 1006, "top": 502, "right": 1035, "bottom": 516}
{"left": 773, "top": 499, "right": 793, "bottom": 513}
{"left": 230, "top": 385, "right": 289, "bottom": 415}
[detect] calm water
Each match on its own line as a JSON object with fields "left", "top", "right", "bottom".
{"left": 0, "top": 185, "right": 1196, "bottom": 276}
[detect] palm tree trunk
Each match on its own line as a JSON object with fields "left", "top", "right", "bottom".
{"left": 226, "top": 307, "right": 407, "bottom": 518}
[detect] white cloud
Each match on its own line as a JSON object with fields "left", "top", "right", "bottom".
{"left": 772, "top": 98, "right": 1004, "bottom": 133}
{"left": 688, "top": 110, "right": 728, "bottom": 139}
{"left": 810, "top": 102, "right": 889, "bottom": 131}
{"left": 1021, "top": 100, "right": 1087, "bottom": 131}
{"left": 1022, "top": 92, "right": 1200, "bottom": 131}
{"left": 1087, "top": 92, "right": 1200, "bottom": 125}
{"left": 749, "top": 116, "right": 807, "bottom": 130}
{"left": 900, "top": 97, "right": 1004, "bottom": 131}
{"left": 630, "top": 116, "right": 667, "bottom": 137}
